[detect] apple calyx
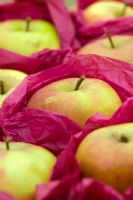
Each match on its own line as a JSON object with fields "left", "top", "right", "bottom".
{"left": 5, "top": 136, "right": 12, "bottom": 151}
{"left": 121, "top": 2, "right": 129, "bottom": 16}
{"left": 120, "top": 135, "right": 128, "bottom": 143}
{"left": 25, "top": 17, "right": 32, "bottom": 32}
{"left": 74, "top": 76, "right": 85, "bottom": 91}
{"left": 0, "top": 81, "right": 5, "bottom": 95}
{"left": 103, "top": 28, "right": 115, "bottom": 49}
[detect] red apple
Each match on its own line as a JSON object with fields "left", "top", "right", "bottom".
{"left": 26, "top": 77, "right": 121, "bottom": 127}
{"left": 76, "top": 123, "right": 133, "bottom": 192}
{"left": 0, "top": 139, "right": 56, "bottom": 200}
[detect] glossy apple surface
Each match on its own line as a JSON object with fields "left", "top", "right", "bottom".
{"left": 76, "top": 123, "right": 133, "bottom": 192}
{"left": 0, "top": 69, "right": 27, "bottom": 107}
{"left": 79, "top": 35, "right": 133, "bottom": 64}
{"left": 26, "top": 78, "right": 121, "bottom": 127}
{"left": 0, "top": 142, "right": 56, "bottom": 200}
{"left": 0, "top": 20, "right": 60, "bottom": 56}
{"left": 84, "top": 1, "right": 133, "bottom": 24}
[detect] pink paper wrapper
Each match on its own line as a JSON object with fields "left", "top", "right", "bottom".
{"left": 78, "top": 0, "right": 96, "bottom": 9}
{"left": 36, "top": 149, "right": 124, "bottom": 200}
{"left": 0, "top": 192, "right": 16, "bottom": 200}
{"left": 0, "top": 49, "right": 74, "bottom": 74}
{"left": 37, "top": 179, "right": 124, "bottom": 200}
{"left": 78, "top": 17, "right": 133, "bottom": 46}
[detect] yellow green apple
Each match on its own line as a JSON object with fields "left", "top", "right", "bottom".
{"left": 0, "top": 69, "right": 27, "bottom": 107}
{"left": 0, "top": 140, "right": 56, "bottom": 200}
{"left": 76, "top": 123, "right": 133, "bottom": 192}
{"left": 78, "top": 35, "right": 133, "bottom": 64}
{"left": 84, "top": 1, "right": 133, "bottom": 24}
{"left": 26, "top": 77, "right": 121, "bottom": 127}
{"left": 0, "top": 19, "right": 60, "bottom": 56}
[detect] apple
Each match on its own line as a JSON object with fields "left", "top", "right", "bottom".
{"left": 84, "top": 1, "right": 133, "bottom": 24}
{"left": 0, "top": 19, "right": 60, "bottom": 56}
{"left": 26, "top": 77, "right": 121, "bottom": 127}
{"left": 0, "top": 69, "right": 27, "bottom": 107}
{"left": 0, "top": 138, "right": 56, "bottom": 200}
{"left": 76, "top": 123, "right": 133, "bottom": 193}
{"left": 78, "top": 34, "right": 133, "bottom": 64}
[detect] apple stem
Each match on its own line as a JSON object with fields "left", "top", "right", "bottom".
{"left": 25, "top": 17, "right": 32, "bottom": 32}
{"left": 0, "top": 81, "right": 4, "bottom": 95}
{"left": 121, "top": 2, "right": 128, "bottom": 16}
{"left": 104, "top": 28, "right": 115, "bottom": 49}
{"left": 5, "top": 136, "right": 12, "bottom": 151}
{"left": 74, "top": 76, "right": 85, "bottom": 91}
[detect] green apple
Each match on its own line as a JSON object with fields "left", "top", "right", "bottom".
{"left": 0, "top": 69, "right": 27, "bottom": 107}
{"left": 0, "top": 139, "right": 56, "bottom": 200}
{"left": 84, "top": 1, "right": 133, "bottom": 24}
{"left": 76, "top": 123, "right": 133, "bottom": 192}
{"left": 0, "top": 19, "right": 60, "bottom": 56}
{"left": 26, "top": 77, "right": 121, "bottom": 127}
{"left": 79, "top": 35, "right": 133, "bottom": 64}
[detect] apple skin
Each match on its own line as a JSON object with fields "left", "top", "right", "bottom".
{"left": 0, "top": 69, "right": 27, "bottom": 107}
{"left": 0, "top": 20, "right": 60, "bottom": 56}
{"left": 26, "top": 78, "right": 121, "bottom": 127}
{"left": 76, "top": 123, "right": 133, "bottom": 192}
{"left": 84, "top": 1, "right": 133, "bottom": 24}
{"left": 0, "top": 142, "right": 56, "bottom": 200}
{"left": 78, "top": 35, "right": 133, "bottom": 64}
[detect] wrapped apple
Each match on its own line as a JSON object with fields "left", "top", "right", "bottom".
{"left": 77, "top": 0, "right": 133, "bottom": 30}
{"left": 26, "top": 77, "right": 121, "bottom": 127}
{"left": 0, "top": 0, "right": 79, "bottom": 75}
{"left": 0, "top": 0, "right": 78, "bottom": 56}
{"left": 78, "top": 31, "right": 133, "bottom": 64}
{"left": 83, "top": 1, "right": 133, "bottom": 24}
{"left": 77, "top": 14, "right": 133, "bottom": 64}
{"left": 0, "top": 19, "right": 60, "bottom": 56}
{"left": 76, "top": 123, "right": 133, "bottom": 192}
{"left": 1, "top": 54, "right": 133, "bottom": 155}
{"left": 74, "top": 98, "right": 133, "bottom": 196}
{"left": 0, "top": 137, "right": 56, "bottom": 200}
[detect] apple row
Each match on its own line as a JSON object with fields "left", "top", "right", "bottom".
{"left": 1, "top": 1, "right": 133, "bottom": 73}
{"left": 1, "top": 54, "right": 133, "bottom": 200}
{"left": 1, "top": 0, "right": 133, "bottom": 200}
